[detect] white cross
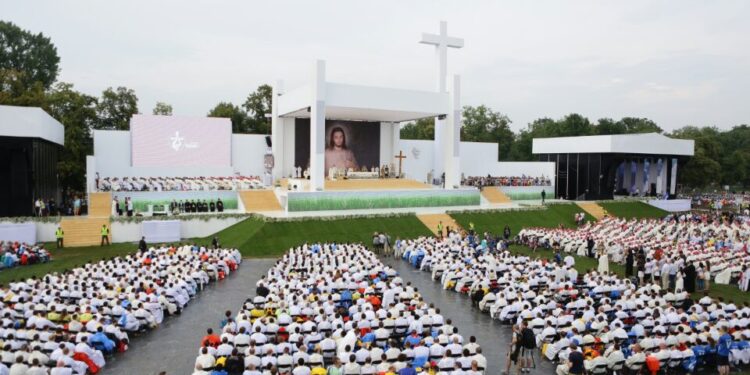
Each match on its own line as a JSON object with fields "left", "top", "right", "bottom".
{"left": 420, "top": 21, "right": 463, "bottom": 93}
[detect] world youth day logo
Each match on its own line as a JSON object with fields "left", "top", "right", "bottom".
{"left": 170, "top": 131, "right": 199, "bottom": 151}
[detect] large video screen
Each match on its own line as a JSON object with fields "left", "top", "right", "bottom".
{"left": 294, "top": 119, "right": 380, "bottom": 175}
{"left": 130, "top": 115, "right": 231, "bottom": 167}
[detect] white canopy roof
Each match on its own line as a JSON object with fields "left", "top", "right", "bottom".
{"left": 532, "top": 133, "right": 694, "bottom": 156}
{"left": 0, "top": 105, "right": 64, "bottom": 146}
{"left": 278, "top": 82, "right": 447, "bottom": 123}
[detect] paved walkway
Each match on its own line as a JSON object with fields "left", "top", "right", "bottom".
{"left": 102, "top": 257, "right": 554, "bottom": 374}
{"left": 381, "top": 256, "right": 555, "bottom": 374}
{"left": 103, "top": 259, "right": 276, "bottom": 375}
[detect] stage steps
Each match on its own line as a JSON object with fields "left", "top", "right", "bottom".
{"left": 88, "top": 192, "right": 112, "bottom": 217}
{"left": 480, "top": 187, "right": 512, "bottom": 204}
{"left": 417, "top": 213, "right": 462, "bottom": 236}
{"left": 240, "top": 190, "right": 283, "bottom": 212}
{"left": 60, "top": 217, "right": 111, "bottom": 247}
{"left": 576, "top": 201, "right": 608, "bottom": 220}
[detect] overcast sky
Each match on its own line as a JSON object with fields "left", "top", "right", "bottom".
{"left": 3, "top": 0, "right": 749, "bottom": 131}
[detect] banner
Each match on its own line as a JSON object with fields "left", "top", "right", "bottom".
{"left": 294, "top": 119, "right": 381, "bottom": 175}
{"left": 142, "top": 220, "right": 181, "bottom": 243}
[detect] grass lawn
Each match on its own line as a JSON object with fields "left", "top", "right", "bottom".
{"left": 0, "top": 215, "right": 432, "bottom": 284}
{"left": 0, "top": 242, "right": 139, "bottom": 285}
{"left": 214, "top": 215, "right": 433, "bottom": 257}
{"left": 451, "top": 203, "right": 595, "bottom": 236}
{"left": 599, "top": 201, "right": 668, "bottom": 220}
{"left": 506, "top": 244, "right": 750, "bottom": 305}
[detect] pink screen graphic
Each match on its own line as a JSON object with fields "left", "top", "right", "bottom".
{"left": 130, "top": 115, "right": 231, "bottom": 167}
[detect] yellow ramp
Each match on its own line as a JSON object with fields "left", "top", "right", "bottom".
{"left": 576, "top": 201, "right": 607, "bottom": 220}
{"left": 480, "top": 187, "right": 512, "bottom": 204}
{"left": 417, "top": 213, "right": 462, "bottom": 236}
{"left": 60, "top": 217, "right": 111, "bottom": 247}
{"left": 88, "top": 192, "right": 112, "bottom": 217}
{"left": 240, "top": 190, "right": 283, "bottom": 212}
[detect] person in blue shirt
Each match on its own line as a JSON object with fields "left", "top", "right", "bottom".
{"left": 717, "top": 327, "right": 733, "bottom": 375}
{"left": 403, "top": 330, "right": 421, "bottom": 347}
{"left": 89, "top": 327, "right": 115, "bottom": 353}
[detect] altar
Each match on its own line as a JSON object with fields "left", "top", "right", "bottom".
{"left": 346, "top": 171, "right": 379, "bottom": 179}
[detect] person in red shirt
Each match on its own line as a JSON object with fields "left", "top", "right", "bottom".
{"left": 201, "top": 328, "right": 221, "bottom": 348}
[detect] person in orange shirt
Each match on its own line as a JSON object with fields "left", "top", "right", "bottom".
{"left": 368, "top": 294, "right": 381, "bottom": 311}
{"left": 201, "top": 328, "right": 221, "bottom": 348}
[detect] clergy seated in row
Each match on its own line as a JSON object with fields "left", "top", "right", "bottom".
{"left": 399, "top": 229, "right": 750, "bottom": 374}
{"left": 98, "top": 176, "right": 261, "bottom": 192}
{"left": 170, "top": 198, "right": 225, "bottom": 214}
{"left": 191, "top": 243, "right": 487, "bottom": 375}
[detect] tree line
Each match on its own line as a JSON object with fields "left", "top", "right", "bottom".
{"left": 0, "top": 21, "right": 272, "bottom": 194}
{"left": 401, "top": 106, "right": 748, "bottom": 190}
{"left": 1, "top": 20, "right": 745, "bottom": 193}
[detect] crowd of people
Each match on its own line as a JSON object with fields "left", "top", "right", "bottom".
{"left": 398, "top": 227, "right": 750, "bottom": 375}
{"left": 683, "top": 192, "right": 750, "bottom": 213}
{"left": 192, "top": 243, "right": 487, "bottom": 375}
{"left": 0, "top": 243, "right": 241, "bottom": 374}
{"left": 32, "top": 194, "right": 85, "bottom": 217}
{"left": 96, "top": 175, "right": 263, "bottom": 192}
{"left": 461, "top": 175, "right": 551, "bottom": 189}
{"left": 110, "top": 197, "right": 228, "bottom": 217}
{"left": 0, "top": 242, "right": 51, "bottom": 269}
{"left": 517, "top": 213, "right": 750, "bottom": 291}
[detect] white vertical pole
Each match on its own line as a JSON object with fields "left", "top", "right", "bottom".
{"left": 444, "top": 74, "right": 461, "bottom": 189}
{"left": 310, "top": 60, "right": 326, "bottom": 191}
{"left": 271, "top": 80, "right": 284, "bottom": 181}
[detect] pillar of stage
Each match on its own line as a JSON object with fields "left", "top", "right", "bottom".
{"left": 309, "top": 60, "right": 326, "bottom": 191}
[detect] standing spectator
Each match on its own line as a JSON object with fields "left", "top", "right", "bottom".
{"left": 73, "top": 196, "right": 81, "bottom": 216}
{"left": 55, "top": 226, "right": 64, "bottom": 249}
{"left": 126, "top": 197, "right": 134, "bottom": 217}
{"left": 541, "top": 189, "right": 546, "bottom": 204}
{"left": 100, "top": 224, "right": 110, "bottom": 246}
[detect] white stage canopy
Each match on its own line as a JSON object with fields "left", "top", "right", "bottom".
{"left": 0, "top": 105, "right": 64, "bottom": 146}
{"left": 532, "top": 133, "right": 694, "bottom": 156}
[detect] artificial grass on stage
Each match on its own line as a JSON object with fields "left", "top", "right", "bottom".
{"left": 450, "top": 203, "right": 595, "bottom": 236}
{"left": 598, "top": 201, "right": 668, "bottom": 219}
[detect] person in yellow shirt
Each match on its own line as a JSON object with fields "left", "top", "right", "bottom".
{"left": 55, "top": 227, "right": 64, "bottom": 248}
{"left": 100, "top": 224, "right": 110, "bottom": 246}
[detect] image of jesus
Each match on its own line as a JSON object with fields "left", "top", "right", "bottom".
{"left": 325, "top": 126, "right": 358, "bottom": 175}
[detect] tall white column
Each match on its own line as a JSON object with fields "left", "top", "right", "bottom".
{"left": 310, "top": 60, "right": 326, "bottom": 191}
{"left": 444, "top": 74, "right": 461, "bottom": 189}
{"left": 271, "top": 80, "right": 284, "bottom": 181}
{"left": 670, "top": 158, "right": 678, "bottom": 195}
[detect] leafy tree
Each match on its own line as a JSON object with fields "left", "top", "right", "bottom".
{"left": 43, "top": 83, "right": 97, "bottom": 192}
{"left": 618, "top": 117, "right": 662, "bottom": 134}
{"left": 0, "top": 68, "right": 46, "bottom": 107}
{"left": 400, "top": 117, "right": 435, "bottom": 140}
{"left": 95, "top": 86, "right": 139, "bottom": 130}
{"left": 461, "top": 105, "right": 514, "bottom": 160}
{"left": 0, "top": 21, "right": 60, "bottom": 89}
{"left": 152, "top": 101, "right": 173, "bottom": 116}
{"left": 595, "top": 118, "right": 627, "bottom": 135}
{"left": 208, "top": 102, "right": 248, "bottom": 133}
{"left": 243, "top": 84, "right": 272, "bottom": 134}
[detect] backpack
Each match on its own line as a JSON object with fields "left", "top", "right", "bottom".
{"left": 521, "top": 328, "right": 536, "bottom": 349}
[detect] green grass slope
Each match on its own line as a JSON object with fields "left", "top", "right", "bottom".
{"left": 599, "top": 201, "right": 669, "bottom": 220}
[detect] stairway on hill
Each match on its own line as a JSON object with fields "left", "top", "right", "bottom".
{"left": 417, "top": 213, "right": 462, "bottom": 236}
{"left": 60, "top": 217, "right": 111, "bottom": 247}
{"left": 240, "top": 190, "right": 283, "bottom": 212}
{"left": 88, "top": 192, "right": 112, "bottom": 217}
{"left": 480, "top": 187, "right": 512, "bottom": 204}
{"left": 576, "top": 201, "right": 607, "bottom": 220}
